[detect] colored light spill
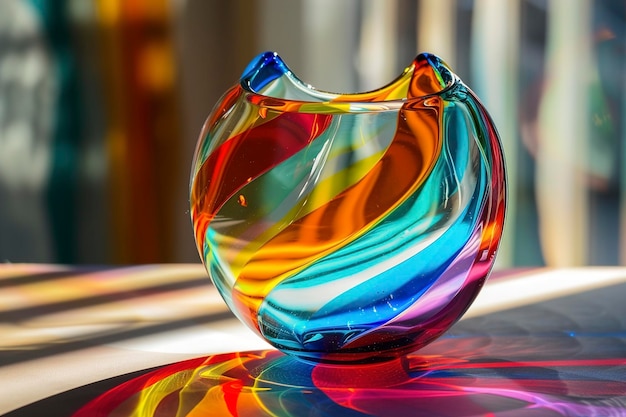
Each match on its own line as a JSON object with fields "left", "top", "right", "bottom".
{"left": 72, "top": 346, "right": 626, "bottom": 417}
{"left": 190, "top": 52, "right": 506, "bottom": 363}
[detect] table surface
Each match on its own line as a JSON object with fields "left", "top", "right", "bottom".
{"left": 1, "top": 264, "right": 625, "bottom": 416}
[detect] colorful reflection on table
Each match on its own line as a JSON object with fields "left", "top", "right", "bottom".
{"left": 73, "top": 332, "right": 626, "bottom": 417}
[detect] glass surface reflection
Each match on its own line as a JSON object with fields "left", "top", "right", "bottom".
{"left": 73, "top": 332, "right": 626, "bottom": 417}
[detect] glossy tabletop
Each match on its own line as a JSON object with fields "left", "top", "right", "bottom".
{"left": 1, "top": 265, "right": 625, "bottom": 416}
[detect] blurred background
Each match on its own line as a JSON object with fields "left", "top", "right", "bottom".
{"left": 0, "top": 0, "right": 623, "bottom": 267}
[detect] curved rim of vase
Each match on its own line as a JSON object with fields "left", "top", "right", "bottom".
{"left": 239, "top": 51, "right": 460, "bottom": 113}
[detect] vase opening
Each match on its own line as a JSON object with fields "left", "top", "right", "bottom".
{"left": 240, "top": 51, "right": 457, "bottom": 106}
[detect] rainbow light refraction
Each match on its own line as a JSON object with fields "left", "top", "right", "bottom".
{"left": 72, "top": 346, "right": 626, "bottom": 417}
{"left": 190, "top": 52, "right": 506, "bottom": 363}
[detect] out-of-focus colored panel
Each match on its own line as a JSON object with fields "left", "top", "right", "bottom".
{"left": 471, "top": 0, "right": 521, "bottom": 269}
{"left": 0, "top": 0, "right": 55, "bottom": 262}
{"left": 95, "top": 0, "right": 181, "bottom": 263}
{"left": 536, "top": 0, "right": 592, "bottom": 266}
{"left": 301, "top": 0, "right": 360, "bottom": 93}
{"left": 417, "top": 0, "right": 456, "bottom": 69}
{"left": 357, "top": 0, "right": 398, "bottom": 90}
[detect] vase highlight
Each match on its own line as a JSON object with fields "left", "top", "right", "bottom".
{"left": 190, "top": 52, "right": 506, "bottom": 364}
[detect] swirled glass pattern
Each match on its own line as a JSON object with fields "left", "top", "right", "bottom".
{"left": 190, "top": 52, "right": 506, "bottom": 363}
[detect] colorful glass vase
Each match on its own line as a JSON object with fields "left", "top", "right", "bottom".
{"left": 190, "top": 52, "right": 506, "bottom": 364}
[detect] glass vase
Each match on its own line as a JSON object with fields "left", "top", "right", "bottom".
{"left": 190, "top": 52, "right": 506, "bottom": 364}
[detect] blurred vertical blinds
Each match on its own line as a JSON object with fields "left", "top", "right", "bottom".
{"left": 0, "top": 0, "right": 185, "bottom": 263}
{"left": 0, "top": 0, "right": 623, "bottom": 266}
{"left": 351, "top": 0, "right": 625, "bottom": 267}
